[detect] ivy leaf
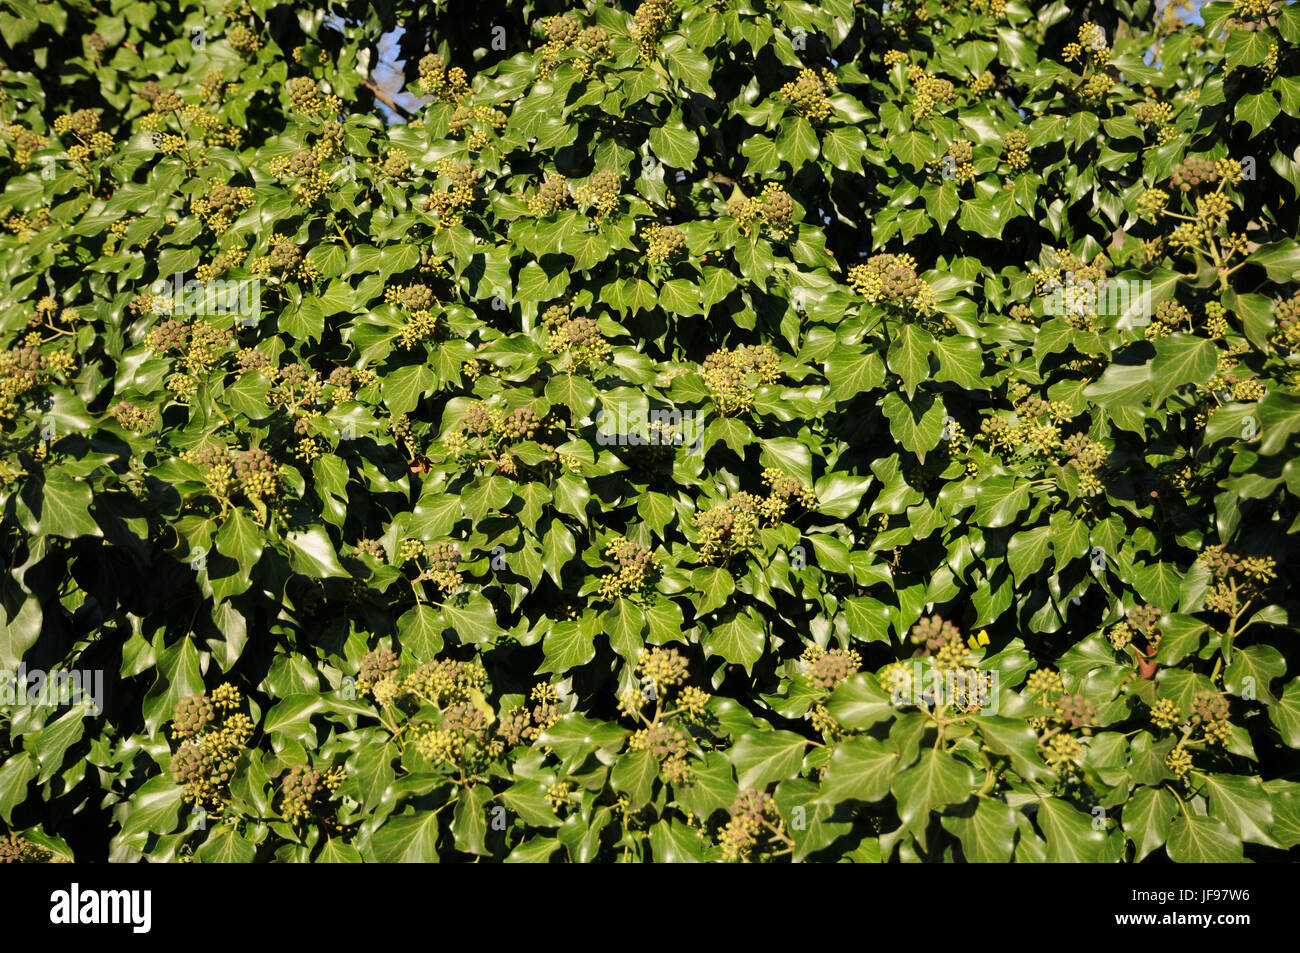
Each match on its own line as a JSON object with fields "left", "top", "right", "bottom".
{"left": 729, "top": 730, "right": 807, "bottom": 788}
{"left": 820, "top": 737, "right": 899, "bottom": 804}
{"left": 1198, "top": 774, "right": 1278, "bottom": 847}
{"left": 368, "top": 809, "right": 444, "bottom": 862}
{"left": 539, "top": 619, "right": 595, "bottom": 674}
{"left": 1151, "top": 334, "right": 1217, "bottom": 405}
{"left": 1269, "top": 678, "right": 1300, "bottom": 748}
{"left": 1167, "top": 814, "right": 1243, "bottom": 863}
{"left": 881, "top": 391, "right": 945, "bottom": 459}
{"left": 890, "top": 749, "right": 974, "bottom": 832}
{"left": 1123, "top": 786, "right": 1178, "bottom": 862}
{"left": 24, "top": 470, "right": 100, "bottom": 540}
{"left": 285, "top": 526, "right": 349, "bottom": 578}
{"left": 702, "top": 610, "right": 765, "bottom": 671}
{"left": 942, "top": 799, "right": 1017, "bottom": 862}
{"left": 887, "top": 323, "right": 934, "bottom": 397}
{"left": 603, "top": 597, "right": 646, "bottom": 662}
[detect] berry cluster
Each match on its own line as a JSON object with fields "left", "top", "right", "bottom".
{"left": 449, "top": 103, "right": 509, "bottom": 152}
{"left": 537, "top": 16, "right": 612, "bottom": 78}
{"left": 728, "top": 183, "right": 796, "bottom": 240}
{"left": 847, "top": 254, "right": 938, "bottom": 316}
{"left": 499, "top": 683, "right": 562, "bottom": 746}
{"left": 695, "top": 493, "right": 761, "bottom": 564}
{"left": 778, "top": 68, "right": 837, "bottom": 122}
{"left": 574, "top": 170, "right": 620, "bottom": 220}
{"left": 599, "top": 535, "right": 659, "bottom": 601}
{"left": 192, "top": 180, "right": 255, "bottom": 234}
{"left": 279, "top": 763, "right": 345, "bottom": 825}
{"left": 0, "top": 833, "right": 51, "bottom": 863}
{"left": 1002, "top": 129, "right": 1029, "bottom": 171}
{"left": 718, "top": 789, "right": 787, "bottom": 862}
{"left": 543, "top": 306, "right": 612, "bottom": 370}
{"left": 632, "top": 0, "right": 677, "bottom": 61}
{"left": 423, "top": 158, "right": 478, "bottom": 228}
{"left": 802, "top": 645, "right": 861, "bottom": 691}
{"left": 528, "top": 174, "right": 570, "bottom": 217}
{"left": 642, "top": 222, "right": 686, "bottom": 265}
{"left": 701, "top": 344, "right": 781, "bottom": 415}
{"left": 400, "top": 538, "right": 464, "bottom": 591}
{"left": 357, "top": 646, "right": 400, "bottom": 697}
{"left": 168, "top": 684, "right": 254, "bottom": 812}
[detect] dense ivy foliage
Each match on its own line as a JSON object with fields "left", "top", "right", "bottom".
{"left": 1, "top": 0, "right": 1300, "bottom": 863}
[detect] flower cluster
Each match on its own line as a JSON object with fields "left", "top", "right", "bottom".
{"left": 599, "top": 535, "right": 658, "bottom": 601}
{"left": 759, "top": 467, "right": 816, "bottom": 521}
{"left": 574, "top": 170, "right": 620, "bottom": 220}
{"left": 537, "top": 16, "right": 612, "bottom": 78}
{"left": 279, "top": 763, "right": 345, "bottom": 824}
{"left": 1199, "top": 544, "right": 1277, "bottom": 615}
{"left": 423, "top": 158, "right": 478, "bottom": 228}
{"left": 449, "top": 103, "right": 509, "bottom": 152}
{"left": 499, "top": 683, "right": 562, "bottom": 746}
{"left": 632, "top": 0, "right": 677, "bottom": 60}
{"left": 1030, "top": 248, "right": 1111, "bottom": 330}
{"left": 718, "top": 789, "right": 786, "bottom": 862}
{"left": 1189, "top": 690, "right": 1232, "bottom": 746}
{"left": 701, "top": 344, "right": 781, "bottom": 415}
{"left": 906, "top": 67, "right": 958, "bottom": 120}
{"left": 0, "top": 833, "right": 52, "bottom": 863}
{"left": 1271, "top": 293, "right": 1300, "bottom": 351}
{"left": 357, "top": 646, "right": 400, "bottom": 697}
{"left": 1063, "top": 22, "right": 1110, "bottom": 68}
{"left": 417, "top": 54, "right": 470, "bottom": 102}
{"left": 543, "top": 306, "right": 611, "bottom": 370}
{"left": 528, "top": 174, "right": 570, "bottom": 217}
{"left": 694, "top": 493, "right": 761, "bottom": 564}
{"left": 0, "top": 344, "right": 69, "bottom": 421}
{"left": 779, "top": 68, "right": 837, "bottom": 122}
{"left": 909, "top": 615, "right": 969, "bottom": 670}
{"left": 1002, "top": 129, "right": 1029, "bottom": 171}
{"left": 802, "top": 645, "right": 861, "bottom": 691}
{"left": 728, "top": 183, "right": 796, "bottom": 240}
{"left": 847, "top": 254, "right": 938, "bottom": 316}
{"left": 642, "top": 222, "right": 686, "bottom": 264}
{"left": 400, "top": 538, "right": 464, "bottom": 591}
{"left": 191, "top": 180, "right": 254, "bottom": 234}
{"left": 168, "top": 684, "right": 254, "bottom": 812}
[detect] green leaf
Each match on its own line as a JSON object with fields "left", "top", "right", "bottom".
{"left": 398, "top": 604, "right": 444, "bottom": 661}
{"left": 647, "top": 115, "right": 699, "bottom": 168}
{"left": 1167, "top": 814, "right": 1243, "bottom": 863}
{"left": 826, "top": 674, "right": 896, "bottom": 730}
{"left": 285, "top": 526, "right": 349, "bottom": 578}
{"left": 369, "top": 809, "right": 444, "bottom": 862}
{"left": 1123, "top": 786, "right": 1177, "bottom": 862}
{"left": 26, "top": 471, "right": 100, "bottom": 540}
{"left": 540, "top": 620, "right": 595, "bottom": 674}
{"left": 1036, "top": 799, "right": 1107, "bottom": 862}
{"left": 729, "top": 730, "right": 807, "bottom": 788}
{"left": 603, "top": 598, "right": 646, "bottom": 662}
{"left": 452, "top": 785, "right": 492, "bottom": 855}
{"left": 880, "top": 391, "right": 945, "bottom": 458}
{"left": 1151, "top": 334, "right": 1217, "bottom": 405}
{"left": 887, "top": 323, "right": 934, "bottom": 397}
{"left": 942, "top": 799, "right": 1017, "bottom": 862}
{"left": 1198, "top": 774, "right": 1277, "bottom": 847}
{"left": 612, "top": 748, "right": 658, "bottom": 808}
{"left": 1269, "top": 679, "right": 1300, "bottom": 749}
{"left": 702, "top": 611, "right": 765, "bottom": 671}
{"left": 820, "top": 737, "right": 899, "bottom": 804}
{"left": 890, "top": 749, "right": 974, "bottom": 831}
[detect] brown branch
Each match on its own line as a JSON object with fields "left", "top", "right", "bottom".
{"left": 363, "top": 79, "right": 415, "bottom": 121}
